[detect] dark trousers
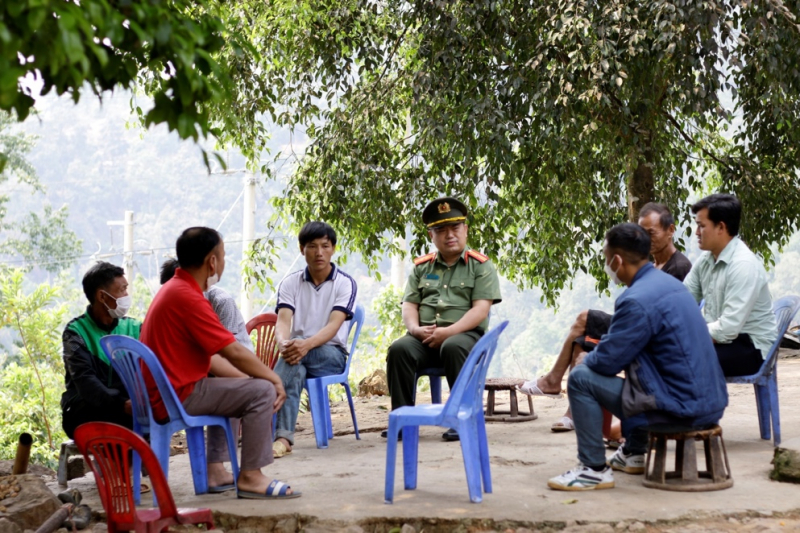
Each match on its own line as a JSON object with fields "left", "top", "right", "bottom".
{"left": 386, "top": 330, "right": 482, "bottom": 410}
{"left": 62, "top": 403, "right": 132, "bottom": 440}
{"left": 715, "top": 334, "right": 764, "bottom": 377}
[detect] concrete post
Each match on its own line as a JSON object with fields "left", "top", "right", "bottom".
{"left": 123, "top": 211, "right": 134, "bottom": 289}
{"left": 240, "top": 174, "right": 257, "bottom": 322}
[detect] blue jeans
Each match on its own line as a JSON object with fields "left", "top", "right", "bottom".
{"left": 567, "top": 364, "right": 649, "bottom": 468}
{"left": 274, "top": 343, "right": 347, "bottom": 445}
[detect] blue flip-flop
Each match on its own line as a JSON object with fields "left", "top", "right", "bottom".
{"left": 208, "top": 483, "right": 236, "bottom": 494}
{"left": 237, "top": 480, "right": 301, "bottom": 500}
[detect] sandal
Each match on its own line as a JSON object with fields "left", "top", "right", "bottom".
{"left": 237, "top": 479, "right": 301, "bottom": 500}
{"left": 272, "top": 440, "right": 292, "bottom": 458}
{"left": 550, "top": 416, "right": 575, "bottom": 432}
{"left": 517, "top": 379, "right": 562, "bottom": 399}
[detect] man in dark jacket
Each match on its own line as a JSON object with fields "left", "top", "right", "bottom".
{"left": 61, "top": 262, "right": 140, "bottom": 438}
{"left": 548, "top": 223, "right": 728, "bottom": 491}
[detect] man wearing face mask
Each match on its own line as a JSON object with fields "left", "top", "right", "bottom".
{"left": 141, "top": 227, "right": 299, "bottom": 499}
{"left": 61, "top": 262, "right": 139, "bottom": 438}
{"left": 548, "top": 223, "right": 727, "bottom": 491}
{"left": 519, "top": 203, "right": 691, "bottom": 433}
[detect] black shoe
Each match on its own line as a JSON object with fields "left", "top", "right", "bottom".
{"left": 381, "top": 430, "right": 402, "bottom": 441}
{"left": 442, "top": 428, "right": 460, "bottom": 441}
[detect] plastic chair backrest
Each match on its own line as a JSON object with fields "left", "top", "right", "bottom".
{"left": 101, "top": 335, "right": 154, "bottom": 433}
{"left": 440, "top": 321, "right": 508, "bottom": 420}
{"left": 246, "top": 313, "right": 280, "bottom": 369}
{"left": 343, "top": 304, "right": 366, "bottom": 375}
{"left": 761, "top": 295, "right": 800, "bottom": 376}
{"left": 74, "top": 422, "right": 178, "bottom": 525}
{"left": 102, "top": 335, "right": 188, "bottom": 423}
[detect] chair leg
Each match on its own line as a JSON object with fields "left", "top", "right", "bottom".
{"left": 344, "top": 383, "right": 361, "bottom": 440}
{"left": 57, "top": 442, "right": 70, "bottom": 487}
{"left": 430, "top": 376, "right": 442, "bottom": 404}
{"left": 384, "top": 418, "right": 401, "bottom": 503}
{"left": 324, "top": 389, "right": 334, "bottom": 440}
{"left": 457, "top": 417, "right": 483, "bottom": 503}
{"left": 222, "top": 420, "right": 240, "bottom": 485}
{"left": 185, "top": 427, "right": 209, "bottom": 495}
{"left": 767, "top": 376, "right": 781, "bottom": 446}
{"left": 477, "top": 416, "right": 492, "bottom": 494}
{"left": 754, "top": 383, "right": 771, "bottom": 441}
{"left": 132, "top": 449, "right": 142, "bottom": 506}
{"left": 402, "top": 426, "right": 420, "bottom": 491}
{"left": 308, "top": 380, "right": 330, "bottom": 449}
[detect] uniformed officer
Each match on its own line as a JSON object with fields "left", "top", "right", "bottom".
{"left": 384, "top": 197, "right": 502, "bottom": 441}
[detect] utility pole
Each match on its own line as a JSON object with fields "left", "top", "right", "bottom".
{"left": 107, "top": 211, "right": 135, "bottom": 297}
{"left": 390, "top": 237, "right": 406, "bottom": 288}
{"left": 123, "top": 211, "right": 134, "bottom": 285}
{"left": 240, "top": 174, "right": 257, "bottom": 321}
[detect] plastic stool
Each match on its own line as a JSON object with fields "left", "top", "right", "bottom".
{"left": 643, "top": 424, "right": 733, "bottom": 491}
{"left": 57, "top": 440, "right": 81, "bottom": 486}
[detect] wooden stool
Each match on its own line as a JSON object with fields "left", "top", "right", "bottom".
{"left": 57, "top": 440, "right": 80, "bottom": 486}
{"left": 643, "top": 424, "right": 733, "bottom": 492}
{"left": 484, "top": 378, "right": 537, "bottom": 422}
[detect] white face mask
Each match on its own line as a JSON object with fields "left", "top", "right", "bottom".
{"left": 604, "top": 255, "right": 623, "bottom": 286}
{"left": 206, "top": 273, "right": 220, "bottom": 289}
{"left": 102, "top": 291, "right": 132, "bottom": 318}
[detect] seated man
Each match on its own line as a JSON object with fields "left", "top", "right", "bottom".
{"left": 273, "top": 222, "right": 357, "bottom": 458}
{"left": 548, "top": 223, "right": 727, "bottom": 491}
{"left": 61, "top": 262, "right": 139, "bottom": 438}
{"left": 141, "top": 227, "right": 298, "bottom": 499}
{"left": 519, "top": 202, "right": 692, "bottom": 432}
{"left": 684, "top": 193, "right": 777, "bottom": 376}
{"left": 385, "top": 197, "right": 502, "bottom": 442}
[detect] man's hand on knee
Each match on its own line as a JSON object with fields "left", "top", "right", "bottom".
{"left": 411, "top": 325, "right": 436, "bottom": 342}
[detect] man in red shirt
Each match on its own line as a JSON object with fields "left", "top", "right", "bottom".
{"left": 141, "top": 227, "right": 299, "bottom": 499}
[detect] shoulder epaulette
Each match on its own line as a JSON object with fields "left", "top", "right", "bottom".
{"left": 466, "top": 249, "right": 489, "bottom": 263}
{"left": 413, "top": 252, "right": 436, "bottom": 266}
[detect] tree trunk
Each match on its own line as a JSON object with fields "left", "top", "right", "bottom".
{"left": 628, "top": 159, "right": 654, "bottom": 222}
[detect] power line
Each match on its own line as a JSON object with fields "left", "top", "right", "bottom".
{"left": 0, "top": 236, "right": 284, "bottom": 270}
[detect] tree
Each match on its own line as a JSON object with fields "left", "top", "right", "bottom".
{"left": 0, "top": 0, "right": 242, "bottom": 157}
{"left": 0, "top": 111, "right": 81, "bottom": 272}
{"left": 207, "top": 0, "right": 800, "bottom": 303}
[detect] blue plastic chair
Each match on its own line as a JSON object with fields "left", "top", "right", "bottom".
{"left": 725, "top": 295, "right": 800, "bottom": 446}
{"left": 303, "top": 304, "right": 366, "bottom": 449}
{"left": 413, "top": 367, "right": 446, "bottom": 404}
{"left": 384, "top": 321, "right": 508, "bottom": 504}
{"left": 101, "top": 335, "right": 240, "bottom": 505}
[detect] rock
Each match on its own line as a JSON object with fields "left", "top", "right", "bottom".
{"left": 770, "top": 447, "right": 800, "bottom": 483}
{"left": 357, "top": 370, "right": 389, "bottom": 397}
{"left": 0, "top": 475, "right": 60, "bottom": 531}
{"left": 0, "top": 518, "right": 21, "bottom": 533}
{"left": 401, "top": 525, "right": 416, "bottom": 533}
{"left": 614, "top": 522, "right": 628, "bottom": 530}
{"left": 629, "top": 522, "right": 646, "bottom": 531}
{"left": 92, "top": 523, "right": 108, "bottom": 533}
{"left": 274, "top": 517, "right": 298, "bottom": 533}
{"left": 0, "top": 463, "right": 55, "bottom": 479}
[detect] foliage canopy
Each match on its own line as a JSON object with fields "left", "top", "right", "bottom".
{"left": 207, "top": 0, "right": 800, "bottom": 302}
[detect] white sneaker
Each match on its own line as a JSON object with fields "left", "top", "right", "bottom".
{"left": 547, "top": 464, "right": 615, "bottom": 491}
{"left": 607, "top": 447, "right": 645, "bottom": 474}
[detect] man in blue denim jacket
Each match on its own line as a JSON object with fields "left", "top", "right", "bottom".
{"left": 548, "top": 223, "right": 728, "bottom": 491}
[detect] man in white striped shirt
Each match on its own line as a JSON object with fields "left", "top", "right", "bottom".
{"left": 272, "top": 222, "right": 358, "bottom": 457}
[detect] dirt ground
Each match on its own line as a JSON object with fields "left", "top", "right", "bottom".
{"left": 52, "top": 356, "right": 800, "bottom": 532}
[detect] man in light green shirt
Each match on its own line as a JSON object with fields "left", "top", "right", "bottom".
{"left": 683, "top": 193, "right": 777, "bottom": 376}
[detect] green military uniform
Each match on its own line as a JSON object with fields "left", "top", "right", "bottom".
{"left": 387, "top": 197, "right": 502, "bottom": 411}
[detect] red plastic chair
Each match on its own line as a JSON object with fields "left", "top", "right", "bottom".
{"left": 74, "top": 422, "right": 215, "bottom": 533}
{"left": 246, "top": 313, "right": 279, "bottom": 369}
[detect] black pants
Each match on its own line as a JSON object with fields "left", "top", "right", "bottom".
{"left": 714, "top": 334, "right": 764, "bottom": 377}
{"left": 62, "top": 403, "right": 133, "bottom": 439}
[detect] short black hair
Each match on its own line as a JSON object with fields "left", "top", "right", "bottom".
{"left": 605, "top": 223, "right": 651, "bottom": 263}
{"left": 159, "top": 258, "right": 180, "bottom": 285}
{"left": 175, "top": 227, "right": 222, "bottom": 269}
{"left": 691, "top": 193, "right": 741, "bottom": 236}
{"left": 298, "top": 221, "right": 337, "bottom": 247}
{"left": 82, "top": 262, "right": 125, "bottom": 303}
{"left": 638, "top": 202, "right": 675, "bottom": 230}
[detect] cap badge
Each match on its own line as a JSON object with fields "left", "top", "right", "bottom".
{"left": 438, "top": 202, "right": 451, "bottom": 214}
